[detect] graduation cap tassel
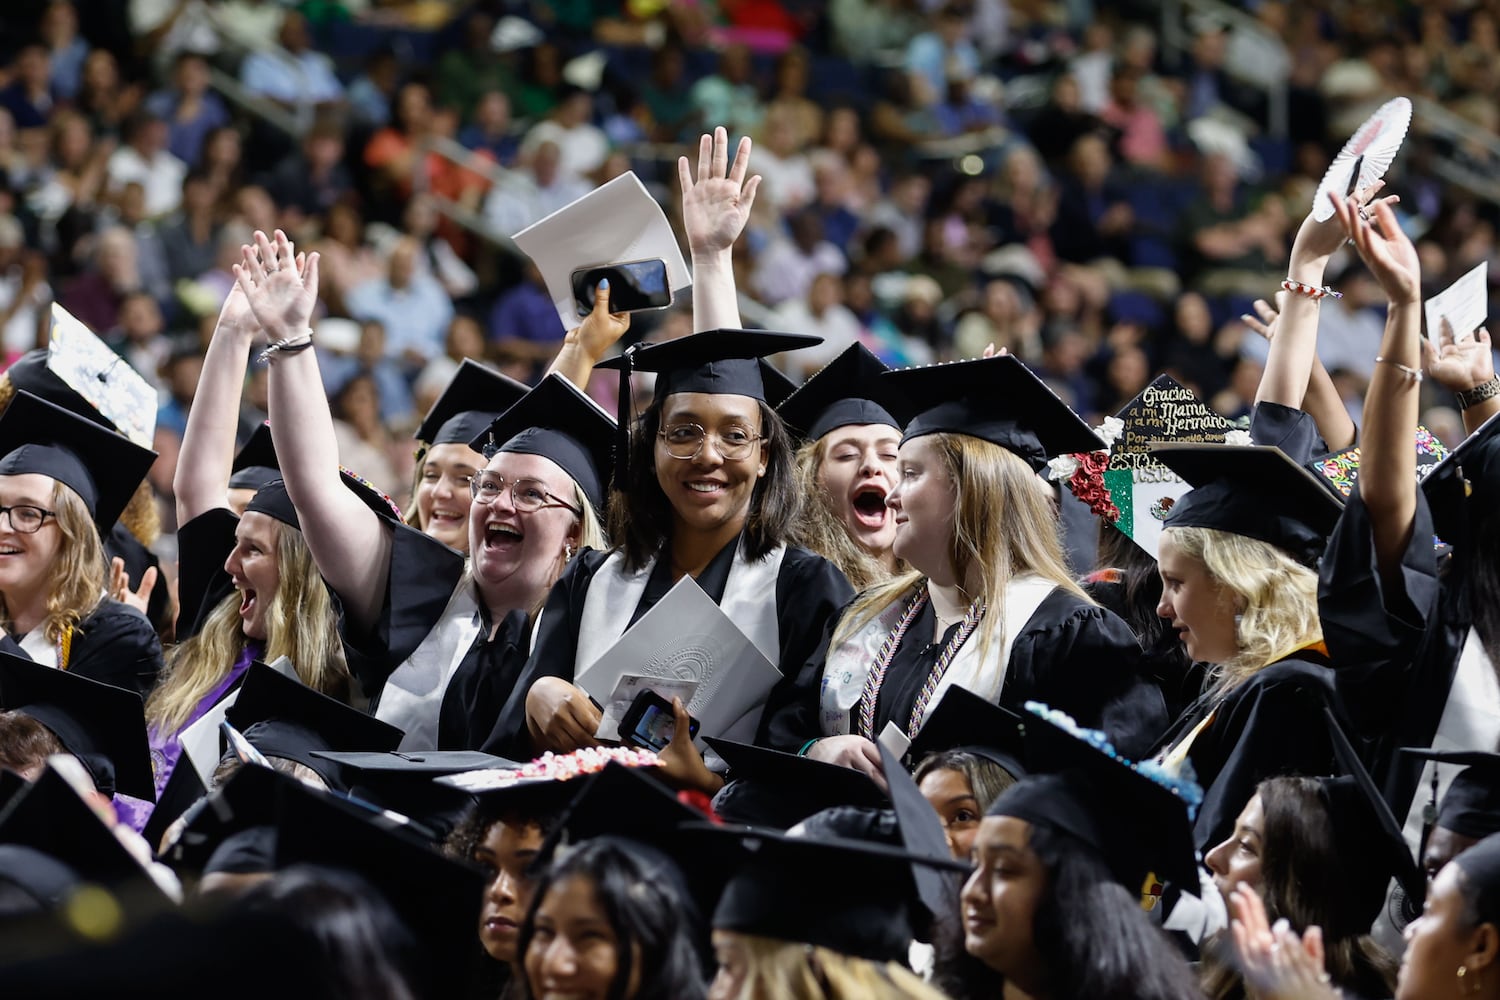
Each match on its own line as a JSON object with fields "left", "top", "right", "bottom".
{"left": 612, "top": 344, "right": 639, "bottom": 492}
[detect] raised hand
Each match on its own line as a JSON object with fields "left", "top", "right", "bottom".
{"left": 1423, "top": 319, "right": 1496, "bottom": 392}
{"left": 679, "top": 126, "right": 761, "bottom": 258}
{"left": 233, "top": 229, "right": 321, "bottom": 341}
{"left": 214, "top": 273, "right": 260, "bottom": 339}
{"left": 1241, "top": 296, "right": 1284, "bottom": 342}
{"left": 1330, "top": 193, "right": 1420, "bottom": 306}
{"left": 109, "top": 557, "right": 157, "bottom": 616}
{"left": 1228, "top": 885, "right": 1338, "bottom": 1000}
{"left": 1293, "top": 180, "right": 1398, "bottom": 263}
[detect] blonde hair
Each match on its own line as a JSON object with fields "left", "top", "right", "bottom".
{"left": 833, "top": 433, "right": 1088, "bottom": 665}
{"left": 789, "top": 437, "right": 904, "bottom": 592}
{"left": 1161, "top": 525, "right": 1323, "bottom": 694}
{"left": 403, "top": 445, "right": 427, "bottom": 532}
{"left": 148, "top": 520, "right": 349, "bottom": 734}
{"left": 724, "top": 933, "right": 951, "bottom": 1000}
{"left": 0, "top": 481, "right": 107, "bottom": 647}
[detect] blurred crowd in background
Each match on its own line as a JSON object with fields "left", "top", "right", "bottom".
{"left": 3, "top": 0, "right": 1500, "bottom": 535}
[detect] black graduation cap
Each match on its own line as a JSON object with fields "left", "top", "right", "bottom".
{"left": 469, "top": 374, "right": 616, "bottom": 513}
{"left": 775, "top": 343, "right": 900, "bottom": 441}
{"left": 413, "top": 359, "right": 529, "bottom": 447}
{"left": 906, "top": 687, "right": 1027, "bottom": 779}
{"left": 0, "top": 843, "right": 82, "bottom": 913}
{"left": 758, "top": 360, "right": 799, "bottom": 410}
{"left": 1422, "top": 409, "right": 1500, "bottom": 549}
{"left": 0, "top": 764, "right": 173, "bottom": 909}
{"left": 1451, "top": 831, "right": 1500, "bottom": 925}
{"left": 223, "top": 663, "right": 404, "bottom": 788}
{"left": 310, "top": 749, "right": 516, "bottom": 840}
{"left": 273, "top": 775, "right": 486, "bottom": 1000}
{"left": 228, "top": 423, "right": 280, "bottom": 493}
{"left": 141, "top": 754, "right": 209, "bottom": 855}
{"left": 544, "top": 761, "right": 707, "bottom": 848}
{"left": 881, "top": 355, "right": 1104, "bottom": 472}
{"left": 0, "top": 391, "right": 157, "bottom": 532}
{"left": 594, "top": 329, "right": 822, "bottom": 487}
{"left": 0, "top": 651, "right": 154, "bottom": 800}
{"left": 990, "top": 704, "right": 1201, "bottom": 896}
{"left": 1321, "top": 707, "right": 1423, "bottom": 933}
{"left": 159, "top": 761, "right": 281, "bottom": 875}
{"left": 1152, "top": 443, "right": 1345, "bottom": 567}
{"left": 707, "top": 736, "right": 887, "bottom": 829}
{"left": 435, "top": 758, "right": 618, "bottom": 827}
{"left": 243, "top": 471, "right": 403, "bottom": 531}
{"left": 1399, "top": 747, "right": 1500, "bottom": 841}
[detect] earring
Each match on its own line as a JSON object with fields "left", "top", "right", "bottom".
{"left": 1459, "top": 965, "right": 1482, "bottom": 995}
{"left": 1233, "top": 613, "right": 1244, "bottom": 630}
{"left": 565, "top": 542, "right": 576, "bottom": 560}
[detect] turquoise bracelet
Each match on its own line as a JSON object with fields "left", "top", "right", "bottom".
{"left": 796, "top": 739, "right": 819, "bottom": 757}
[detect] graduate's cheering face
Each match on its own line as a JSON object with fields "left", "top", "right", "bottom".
{"left": 0, "top": 474, "right": 63, "bottom": 602}
{"left": 1204, "top": 793, "right": 1265, "bottom": 904}
{"left": 224, "top": 511, "right": 282, "bottom": 641}
{"left": 888, "top": 437, "right": 958, "bottom": 585}
{"left": 418, "top": 442, "right": 484, "bottom": 552}
{"left": 920, "top": 766, "right": 986, "bottom": 861}
{"left": 475, "top": 819, "right": 545, "bottom": 963}
{"left": 468, "top": 452, "right": 581, "bottom": 608}
{"left": 1398, "top": 862, "right": 1499, "bottom": 1000}
{"left": 962, "top": 816, "right": 1048, "bottom": 988}
{"left": 655, "top": 393, "right": 767, "bottom": 538}
{"left": 1156, "top": 532, "right": 1240, "bottom": 665}
{"left": 525, "top": 874, "right": 640, "bottom": 1000}
{"left": 817, "top": 424, "right": 901, "bottom": 559}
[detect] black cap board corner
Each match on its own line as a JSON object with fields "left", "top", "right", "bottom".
{"left": 0, "top": 650, "right": 154, "bottom": 800}
{"left": 1422, "top": 409, "right": 1500, "bottom": 547}
{"left": 882, "top": 355, "right": 1103, "bottom": 472}
{"left": 706, "top": 736, "right": 887, "bottom": 829}
{"left": 906, "top": 687, "right": 1027, "bottom": 779}
{"left": 0, "top": 390, "right": 157, "bottom": 532}
{"left": 776, "top": 342, "right": 900, "bottom": 441}
{"left": 228, "top": 423, "right": 280, "bottom": 493}
{"left": 414, "top": 358, "right": 529, "bottom": 446}
{"left": 469, "top": 373, "right": 616, "bottom": 513}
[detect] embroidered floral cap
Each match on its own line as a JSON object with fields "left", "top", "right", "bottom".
{"left": 882, "top": 355, "right": 1103, "bottom": 472}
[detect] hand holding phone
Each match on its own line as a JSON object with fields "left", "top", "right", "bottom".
{"left": 619, "top": 690, "right": 700, "bottom": 752}
{"left": 572, "top": 258, "right": 672, "bottom": 316}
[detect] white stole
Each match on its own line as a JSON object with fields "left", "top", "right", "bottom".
{"left": 574, "top": 543, "right": 786, "bottom": 746}
{"left": 1400, "top": 627, "right": 1500, "bottom": 853}
{"left": 819, "top": 573, "right": 1056, "bottom": 737}
{"left": 19, "top": 629, "right": 58, "bottom": 668}
{"left": 375, "top": 575, "right": 484, "bottom": 751}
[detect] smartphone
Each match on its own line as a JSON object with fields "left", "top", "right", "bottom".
{"left": 571, "top": 258, "right": 672, "bottom": 316}
{"left": 619, "top": 690, "right": 699, "bottom": 752}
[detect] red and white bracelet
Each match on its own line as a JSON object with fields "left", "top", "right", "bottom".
{"left": 1281, "top": 278, "right": 1342, "bottom": 301}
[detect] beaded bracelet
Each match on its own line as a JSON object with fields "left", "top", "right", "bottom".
{"left": 1455, "top": 374, "right": 1500, "bottom": 410}
{"left": 1375, "top": 356, "right": 1423, "bottom": 383}
{"left": 1281, "top": 278, "right": 1343, "bottom": 301}
{"left": 258, "top": 331, "right": 314, "bottom": 364}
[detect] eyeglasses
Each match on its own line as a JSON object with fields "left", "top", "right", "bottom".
{"left": 0, "top": 504, "right": 56, "bottom": 534}
{"left": 469, "top": 474, "right": 581, "bottom": 515}
{"left": 657, "top": 422, "right": 765, "bottom": 462}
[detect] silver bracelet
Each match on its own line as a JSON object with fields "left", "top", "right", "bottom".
{"left": 1374, "top": 356, "right": 1423, "bottom": 384}
{"left": 258, "top": 331, "right": 314, "bottom": 364}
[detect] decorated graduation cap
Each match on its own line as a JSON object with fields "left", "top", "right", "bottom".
{"left": 1308, "top": 427, "right": 1449, "bottom": 502}
{"left": 437, "top": 745, "right": 663, "bottom": 828}
{"left": 470, "top": 374, "right": 616, "bottom": 513}
{"left": 697, "top": 747, "right": 969, "bottom": 964}
{"left": 1321, "top": 706, "right": 1423, "bottom": 932}
{"left": 1050, "top": 374, "right": 1235, "bottom": 560}
{"left": 1399, "top": 747, "right": 1500, "bottom": 842}
{"left": 223, "top": 662, "right": 404, "bottom": 789}
{"left": 882, "top": 355, "right": 1105, "bottom": 473}
{"left": 0, "top": 763, "right": 176, "bottom": 911}
{"left": 273, "top": 771, "right": 486, "bottom": 1000}
{"left": 1422, "top": 410, "right": 1500, "bottom": 549}
{"left": 228, "top": 423, "right": 281, "bottom": 494}
{"left": 0, "top": 651, "right": 154, "bottom": 800}
{"left": 906, "top": 687, "right": 1027, "bottom": 779}
{"left": 414, "top": 358, "right": 528, "bottom": 448}
{"left": 989, "top": 702, "right": 1203, "bottom": 897}
{"left": 0, "top": 390, "right": 157, "bottom": 533}
{"left": 776, "top": 343, "right": 900, "bottom": 441}
{"left": 706, "top": 736, "right": 887, "bottom": 829}
{"left": 44, "top": 303, "right": 158, "bottom": 448}
{"left": 594, "top": 329, "right": 822, "bottom": 487}
{"left": 1152, "top": 443, "right": 1345, "bottom": 567}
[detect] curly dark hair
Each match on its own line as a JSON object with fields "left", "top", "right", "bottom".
{"left": 606, "top": 397, "right": 800, "bottom": 571}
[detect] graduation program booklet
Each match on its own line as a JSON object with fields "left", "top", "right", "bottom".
{"left": 575, "top": 575, "right": 781, "bottom": 748}
{"left": 1425, "top": 261, "right": 1487, "bottom": 346}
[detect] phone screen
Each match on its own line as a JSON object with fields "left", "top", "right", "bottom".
{"left": 630, "top": 703, "right": 678, "bottom": 752}
{"left": 572, "top": 259, "right": 671, "bottom": 316}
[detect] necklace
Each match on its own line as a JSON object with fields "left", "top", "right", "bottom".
{"left": 856, "top": 584, "right": 987, "bottom": 740}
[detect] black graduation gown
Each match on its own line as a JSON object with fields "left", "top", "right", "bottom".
{"left": 0, "top": 599, "right": 163, "bottom": 696}
{"left": 482, "top": 536, "right": 854, "bottom": 761}
{"left": 759, "top": 587, "right": 1168, "bottom": 761}
{"left": 174, "top": 508, "right": 240, "bottom": 643}
{"left": 342, "top": 523, "right": 536, "bottom": 750}
{"left": 1151, "top": 653, "right": 1339, "bottom": 851}
{"left": 1317, "top": 484, "right": 1466, "bottom": 818}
